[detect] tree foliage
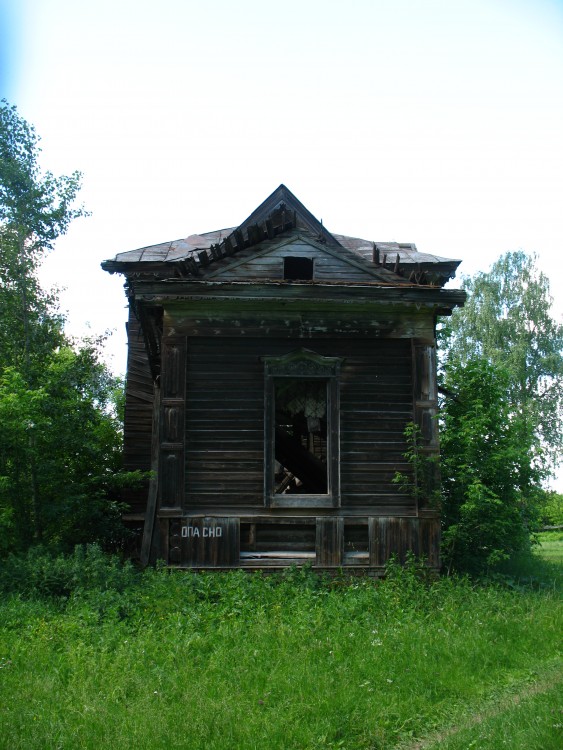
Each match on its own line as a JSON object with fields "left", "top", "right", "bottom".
{"left": 440, "top": 358, "right": 540, "bottom": 574}
{"left": 442, "top": 251, "right": 563, "bottom": 469}
{"left": 0, "top": 101, "right": 130, "bottom": 554}
{"left": 0, "top": 344, "right": 129, "bottom": 554}
{"left": 0, "top": 99, "right": 86, "bottom": 252}
{"left": 0, "top": 100, "right": 89, "bottom": 379}
{"left": 439, "top": 252, "right": 563, "bottom": 573}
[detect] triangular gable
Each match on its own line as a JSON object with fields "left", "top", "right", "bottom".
{"left": 204, "top": 234, "right": 404, "bottom": 283}
{"left": 236, "top": 184, "right": 342, "bottom": 248}
{"left": 180, "top": 184, "right": 344, "bottom": 276}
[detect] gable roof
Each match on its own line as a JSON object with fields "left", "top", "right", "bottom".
{"left": 236, "top": 184, "right": 341, "bottom": 248}
{"left": 102, "top": 184, "right": 461, "bottom": 287}
{"left": 204, "top": 233, "right": 404, "bottom": 284}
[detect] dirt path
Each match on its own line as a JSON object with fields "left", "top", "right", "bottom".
{"left": 399, "top": 665, "right": 563, "bottom": 750}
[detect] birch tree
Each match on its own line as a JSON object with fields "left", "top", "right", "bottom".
{"left": 442, "top": 251, "right": 563, "bottom": 473}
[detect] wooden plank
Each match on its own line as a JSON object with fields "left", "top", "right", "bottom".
{"left": 316, "top": 517, "right": 344, "bottom": 566}
{"left": 419, "top": 516, "right": 441, "bottom": 568}
{"left": 368, "top": 517, "right": 419, "bottom": 566}
{"left": 240, "top": 550, "right": 316, "bottom": 559}
{"left": 240, "top": 522, "right": 316, "bottom": 554}
{"left": 182, "top": 493, "right": 265, "bottom": 505}
{"left": 122, "top": 310, "right": 154, "bottom": 513}
{"left": 140, "top": 383, "right": 161, "bottom": 567}
{"left": 153, "top": 517, "right": 167, "bottom": 565}
{"left": 180, "top": 517, "right": 240, "bottom": 567}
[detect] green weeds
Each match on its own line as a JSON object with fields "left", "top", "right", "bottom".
{"left": 0, "top": 548, "right": 561, "bottom": 749}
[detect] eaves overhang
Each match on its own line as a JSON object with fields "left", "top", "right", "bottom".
{"left": 127, "top": 278, "right": 467, "bottom": 314}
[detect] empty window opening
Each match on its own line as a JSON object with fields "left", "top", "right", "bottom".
{"left": 284, "top": 256, "right": 314, "bottom": 280}
{"left": 274, "top": 378, "right": 328, "bottom": 494}
{"left": 344, "top": 524, "right": 369, "bottom": 565}
{"left": 263, "top": 348, "right": 342, "bottom": 508}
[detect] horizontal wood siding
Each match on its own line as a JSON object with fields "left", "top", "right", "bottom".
{"left": 338, "top": 343, "right": 414, "bottom": 512}
{"left": 241, "top": 522, "right": 316, "bottom": 552}
{"left": 184, "top": 336, "right": 414, "bottom": 513}
{"left": 185, "top": 339, "right": 264, "bottom": 506}
{"left": 122, "top": 310, "right": 154, "bottom": 513}
{"left": 210, "top": 240, "right": 375, "bottom": 282}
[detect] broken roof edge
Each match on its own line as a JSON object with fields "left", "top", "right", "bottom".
{"left": 102, "top": 232, "right": 462, "bottom": 271}
{"left": 101, "top": 184, "right": 462, "bottom": 288}
{"left": 236, "top": 184, "right": 342, "bottom": 247}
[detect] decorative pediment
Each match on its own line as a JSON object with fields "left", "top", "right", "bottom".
{"left": 262, "top": 348, "right": 343, "bottom": 378}
{"left": 204, "top": 234, "right": 403, "bottom": 283}
{"left": 236, "top": 184, "right": 341, "bottom": 246}
{"left": 190, "top": 185, "right": 342, "bottom": 273}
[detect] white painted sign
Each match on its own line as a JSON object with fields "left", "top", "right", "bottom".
{"left": 181, "top": 525, "right": 223, "bottom": 539}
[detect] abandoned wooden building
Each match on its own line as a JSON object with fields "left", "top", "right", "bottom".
{"left": 102, "top": 185, "right": 465, "bottom": 571}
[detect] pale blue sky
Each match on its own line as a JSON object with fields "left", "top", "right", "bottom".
{"left": 3, "top": 0, "right": 563, "bottom": 482}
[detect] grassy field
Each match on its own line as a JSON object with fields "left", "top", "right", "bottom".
{"left": 0, "top": 543, "right": 561, "bottom": 750}
{"left": 535, "top": 531, "right": 563, "bottom": 565}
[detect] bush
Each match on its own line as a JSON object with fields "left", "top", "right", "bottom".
{"left": 541, "top": 491, "right": 563, "bottom": 527}
{"left": 440, "top": 358, "right": 541, "bottom": 575}
{"left": 0, "top": 543, "right": 138, "bottom": 598}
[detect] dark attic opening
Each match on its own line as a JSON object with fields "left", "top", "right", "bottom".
{"left": 284, "top": 256, "right": 314, "bottom": 280}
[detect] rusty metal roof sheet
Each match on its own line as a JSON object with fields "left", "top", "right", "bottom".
{"left": 110, "top": 229, "right": 459, "bottom": 266}
{"left": 102, "top": 185, "right": 461, "bottom": 291}
{"left": 335, "top": 236, "right": 459, "bottom": 265}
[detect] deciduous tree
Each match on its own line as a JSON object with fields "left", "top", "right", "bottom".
{"left": 438, "top": 252, "right": 562, "bottom": 572}
{"left": 0, "top": 99, "right": 87, "bottom": 379}
{"left": 0, "top": 101, "right": 132, "bottom": 553}
{"left": 442, "top": 251, "right": 563, "bottom": 471}
{"left": 440, "top": 358, "right": 540, "bottom": 574}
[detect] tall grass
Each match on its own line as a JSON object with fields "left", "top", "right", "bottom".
{"left": 0, "top": 547, "right": 561, "bottom": 749}
{"left": 535, "top": 531, "right": 563, "bottom": 565}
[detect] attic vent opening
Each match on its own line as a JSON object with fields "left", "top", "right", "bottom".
{"left": 284, "top": 256, "right": 314, "bottom": 280}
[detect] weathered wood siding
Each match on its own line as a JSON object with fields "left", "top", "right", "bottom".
{"left": 159, "top": 337, "right": 186, "bottom": 509}
{"left": 208, "top": 239, "right": 377, "bottom": 282}
{"left": 122, "top": 310, "right": 154, "bottom": 514}
{"left": 369, "top": 516, "right": 440, "bottom": 568}
{"left": 183, "top": 336, "right": 414, "bottom": 513}
{"left": 165, "top": 517, "right": 240, "bottom": 567}
{"left": 155, "top": 515, "right": 440, "bottom": 569}
{"left": 185, "top": 337, "right": 263, "bottom": 506}
{"left": 339, "top": 343, "right": 413, "bottom": 512}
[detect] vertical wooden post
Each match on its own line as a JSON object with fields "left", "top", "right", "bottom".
{"left": 159, "top": 337, "right": 186, "bottom": 509}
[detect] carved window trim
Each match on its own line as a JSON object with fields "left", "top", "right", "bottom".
{"left": 263, "top": 348, "right": 342, "bottom": 508}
